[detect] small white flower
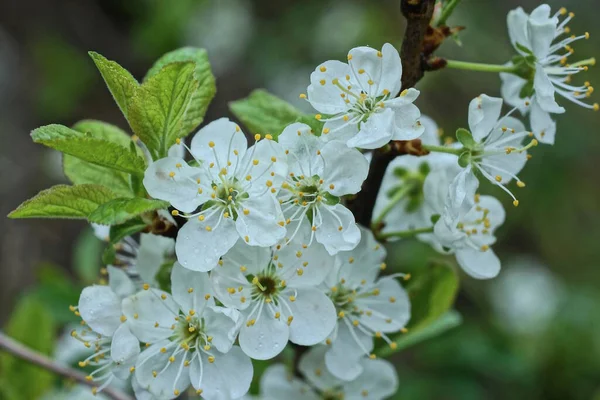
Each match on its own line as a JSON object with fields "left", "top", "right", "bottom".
{"left": 425, "top": 168, "right": 506, "bottom": 279}
{"left": 372, "top": 116, "right": 456, "bottom": 236}
{"left": 123, "top": 263, "right": 253, "bottom": 400}
{"left": 321, "top": 227, "right": 410, "bottom": 380}
{"left": 72, "top": 267, "right": 140, "bottom": 395}
{"left": 211, "top": 221, "right": 337, "bottom": 360}
{"left": 304, "top": 43, "right": 424, "bottom": 149}
{"left": 501, "top": 5, "right": 597, "bottom": 144}
{"left": 257, "top": 346, "right": 399, "bottom": 400}
{"left": 458, "top": 94, "right": 534, "bottom": 206}
{"left": 143, "top": 118, "right": 288, "bottom": 272}
{"left": 278, "top": 123, "right": 368, "bottom": 255}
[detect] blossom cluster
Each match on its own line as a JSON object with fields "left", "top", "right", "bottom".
{"left": 66, "top": 4, "right": 594, "bottom": 399}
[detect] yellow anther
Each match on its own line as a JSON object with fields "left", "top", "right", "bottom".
{"left": 323, "top": 128, "right": 330, "bottom": 134}
{"left": 377, "top": 50, "right": 382, "bottom": 57}
{"left": 175, "top": 138, "right": 181, "bottom": 144}
{"left": 517, "top": 181, "right": 526, "bottom": 188}
{"left": 289, "top": 295, "right": 296, "bottom": 302}
{"left": 120, "top": 315, "right": 127, "bottom": 322}
{"left": 559, "top": 7, "right": 567, "bottom": 15}
{"left": 319, "top": 79, "right": 326, "bottom": 85}
{"left": 389, "top": 297, "right": 396, "bottom": 303}
{"left": 169, "top": 356, "right": 175, "bottom": 363}
{"left": 299, "top": 93, "right": 307, "bottom": 99}
{"left": 380, "top": 263, "right": 387, "bottom": 271}
{"left": 252, "top": 159, "right": 259, "bottom": 166}
{"left": 332, "top": 78, "right": 339, "bottom": 85}
{"left": 160, "top": 347, "right": 167, "bottom": 353}
{"left": 347, "top": 54, "right": 353, "bottom": 60}
{"left": 174, "top": 390, "right": 180, "bottom": 396}
{"left": 353, "top": 320, "right": 359, "bottom": 326}
{"left": 296, "top": 268, "right": 304, "bottom": 276}
{"left": 133, "top": 313, "right": 139, "bottom": 319}
{"left": 244, "top": 235, "right": 249, "bottom": 243}
{"left": 208, "top": 356, "right": 215, "bottom": 363}
{"left": 168, "top": 171, "right": 175, "bottom": 178}
{"left": 266, "top": 180, "right": 273, "bottom": 187}
{"left": 358, "top": 68, "right": 365, "bottom": 74}
{"left": 369, "top": 354, "right": 376, "bottom": 359}
{"left": 254, "top": 134, "right": 261, "bottom": 141}
{"left": 161, "top": 294, "right": 167, "bottom": 300}
{"left": 348, "top": 257, "right": 355, "bottom": 264}
{"left": 205, "top": 226, "right": 212, "bottom": 232}
{"left": 594, "top": 103, "right": 599, "bottom": 111}
{"left": 326, "top": 338, "right": 332, "bottom": 345}
{"left": 338, "top": 311, "right": 345, "bottom": 318}
{"left": 209, "top": 141, "right": 215, "bottom": 148}
{"left": 495, "top": 175, "right": 502, "bottom": 182}
{"left": 315, "top": 114, "right": 322, "bottom": 120}
{"left": 320, "top": 66, "right": 327, "bottom": 72}
{"left": 240, "top": 296, "right": 246, "bottom": 303}
{"left": 196, "top": 389, "right": 204, "bottom": 395}
{"left": 198, "top": 215, "right": 205, "bottom": 221}
{"left": 513, "top": 200, "right": 519, "bottom": 207}
{"left": 204, "top": 294, "right": 211, "bottom": 300}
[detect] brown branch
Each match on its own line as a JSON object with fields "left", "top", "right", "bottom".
{"left": 348, "top": 0, "right": 436, "bottom": 226}
{"left": 0, "top": 332, "right": 133, "bottom": 400}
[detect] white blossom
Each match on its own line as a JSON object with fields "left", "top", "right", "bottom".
{"left": 143, "top": 118, "right": 288, "bottom": 272}
{"left": 321, "top": 227, "right": 410, "bottom": 380}
{"left": 123, "top": 263, "right": 253, "bottom": 400}
{"left": 304, "top": 43, "right": 424, "bottom": 149}
{"left": 425, "top": 168, "right": 506, "bottom": 279}
{"left": 211, "top": 220, "right": 337, "bottom": 360}
{"left": 71, "top": 266, "right": 140, "bottom": 395}
{"left": 501, "top": 4, "right": 596, "bottom": 144}
{"left": 457, "top": 94, "right": 534, "bottom": 206}
{"left": 372, "top": 116, "right": 456, "bottom": 236}
{"left": 257, "top": 346, "right": 398, "bottom": 400}
{"left": 278, "top": 123, "right": 368, "bottom": 255}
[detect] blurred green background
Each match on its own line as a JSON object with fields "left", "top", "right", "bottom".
{"left": 0, "top": 0, "right": 599, "bottom": 399}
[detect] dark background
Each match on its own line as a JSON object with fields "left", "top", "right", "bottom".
{"left": 0, "top": 0, "right": 599, "bottom": 399}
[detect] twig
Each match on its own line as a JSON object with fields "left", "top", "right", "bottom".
{"left": 0, "top": 332, "right": 133, "bottom": 400}
{"left": 348, "top": 0, "right": 436, "bottom": 227}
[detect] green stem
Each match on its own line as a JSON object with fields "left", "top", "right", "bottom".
{"left": 445, "top": 60, "right": 519, "bottom": 73}
{"left": 371, "top": 183, "right": 416, "bottom": 228}
{"left": 437, "top": 0, "right": 462, "bottom": 26}
{"left": 422, "top": 144, "right": 463, "bottom": 155}
{"left": 377, "top": 226, "right": 434, "bottom": 241}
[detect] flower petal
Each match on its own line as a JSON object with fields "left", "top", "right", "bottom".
{"left": 315, "top": 204, "right": 361, "bottom": 255}
{"left": 500, "top": 71, "right": 530, "bottom": 113}
{"left": 348, "top": 44, "right": 402, "bottom": 98}
{"left": 527, "top": 9, "right": 557, "bottom": 60}
{"left": 202, "top": 306, "right": 242, "bottom": 354}
{"left": 260, "top": 364, "right": 319, "bottom": 400}
{"left": 190, "top": 118, "right": 248, "bottom": 177}
{"left": 287, "top": 287, "right": 337, "bottom": 346}
{"left": 468, "top": 95, "right": 503, "bottom": 143}
{"left": 170, "top": 262, "right": 214, "bottom": 313}
{"left": 190, "top": 347, "right": 253, "bottom": 400}
{"left": 78, "top": 285, "right": 122, "bottom": 336}
{"left": 241, "top": 138, "right": 288, "bottom": 196}
{"left": 324, "top": 322, "right": 373, "bottom": 381}
{"left": 443, "top": 166, "right": 479, "bottom": 226}
{"left": 321, "top": 114, "right": 360, "bottom": 144}
{"left": 530, "top": 98, "right": 557, "bottom": 144}
{"left": 107, "top": 266, "right": 136, "bottom": 299}
{"left": 533, "top": 69, "right": 565, "bottom": 114}
{"left": 239, "top": 308, "right": 289, "bottom": 360}
{"left": 507, "top": 7, "right": 530, "bottom": 52}
{"left": 300, "top": 345, "right": 344, "bottom": 390}
{"left": 391, "top": 103, "right": 425, "bottom": 141}
{"left": 307, "top": 60, "right": 353, "bottom": 115}
{"left": 176, "top": 213, "right": 239, "bottom": 272}
{"left": 320, "top": 140, "right": 369, "bottom": 196}
{"left": 135, "top": 340, "right": 190, "bottom": 399}
{"left": 135, "top": 233, "right": 175, "bottom": 285}
{"left": 110, "top": 323, "right": 140, "bottom": 380}
{"left": 346, "top": 109, "right": 395, "bottom": 149}
{"left": 278, "top": 123, "right": 324, "bottom": 177}
{"left": 143, "top": 157, "right": 208, "bottom": 213}
{"left": 121, "top": 289, "right": 177, "bottom": 343}
{"left": 357, "top": 277, "right": 411, "bottom": 333}
{"left": 343, "top": 358, "right": 399, "bottom": 399}
{"left": 456, "top": 247, "right": 501, "bottom": 279}
{"left": 236, "top": 194, "right": 286, "bottom": 247}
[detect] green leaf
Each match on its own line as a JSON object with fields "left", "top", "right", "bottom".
{"left": 456, "top": 128, "right": 476, "bottom": 149}
{"left": 8, "top": 184, "right": 118, "bottom": 219}
{"left": 63, "top": 120, "right": 136, "bottom": 197}
{"left": 128, "top": 62, "right": 199, "bottom": 159}
{"left": 230, "top": 89, "right": 308, "bottom": 138}
{"left": 29, "top": 264, "right": 82, "bottom": 324}
{"left": 89, "top": 51, "right": 139, "bottom": 118}
{"left": 406, "top": 261, "right": 459, "bottom": 331}
{"left": 458, "top": 151, "right": 471, "bottom": 168}
{"left": 377, "top": 311, "right": 462, "bottom": 357}
{"left": 32, "top": 124, "right": 147, "bottom": 175}
{"left": 0, "top": 296, "right": 56, "bottom": 399}
{"left": 73, "top": 228, "right": 104, "bottom": 284}
{"left": 295, "top": 114, "right": 325, "bottom": 136}
{"left": 145, "top": 47, "right": 216, "bottom": 136}
{"left": 88, "top": 197, "right": 169, "bottom": 225}
{"left": 109, "top": 218, "right": 148, "bottom": 243}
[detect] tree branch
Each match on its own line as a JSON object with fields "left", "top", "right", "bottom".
{"left": 0, "top": 332, "right": 133, "bottom": 400}
{"left": 348, "top": 0, "right": 436, "bottom": 227}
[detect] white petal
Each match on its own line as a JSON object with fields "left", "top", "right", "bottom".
{"left": 320, "top": 140, "right": 369, "bottom": 196}
{"left": 356, "top": 277, "right": 411, "bottom": 332}
{"left": 236, "top": 194, "right": 286, "bottom": 247}
{"left": 307, "top": 60, "right": 353, "bottom": 115}
{"left": 325, "top": 323, "right": 372, "bottom": 381}
{"left": 456, "top": 247, "right": 501, "bottom": 279}
{"left": 136, "top": 233, "right": 175, "bottom": 285}
{"left": 391, "top": 103, "right": 425, "bottom": 141}
{"left": 443, "top": 166, "right": 479, "bottom": 225}
{"left": 239, "top": 309, "right": 289, "bottom": 360}
{"left": 343, "top": 358, "right": 398, "bottom": 399}
{"left": 132, "top": 375, "right": 156, "bottom": 400}
{"left": 287, "top": 287, "right": 337, "bottom": 346}
{"left": 533, "top": 69, "right": 565, "bottom": 114}
{"left": 346, "top": 109, "right": 395, "bottom": 149}
{"left": 202, "top": 306, "right": 242, "bottom": 354}
{"left": 143, "top": 157, "right": 208, "bottom": 213}
{"left": 378, "top": 43, "right": 403, "bottom": 97}
{"left": 170, "top": 262, "right": 214, "bottom": 313}
{"left": 315, "top": 204, "right": 361, "bottom": 255}
{"left": 121, "top": 289, "right": 177, "bottom": 343}
{"left": 260, "top": 364, "right": 319, "bottom": 400}
{"left": 91, "top": 223, "right": 110, "bottom": 241}
{"left": 240, "top": 138, "right": 288, "bottom": 196}
{"left": 300, "top": 345, "right": 344, "bottom": 390}
{"left": 472, "top": 195, "right": 506, "bottom": 230}
{"left": 384, "top": 88, "right": 420, "bottom": 108}
{"left": 419, "top": 114, "right": 442, "bottom": 146}
{"left": 107, "top": 266, "right": 136, "bottom": 299}
{"left": 190, "top": 118, "right": 248, "bottom": 176}
{"left": 348, "top": 44, "right": 401, "bottom": 98}
{"left": 527, "top": 11, "right": 557, "bottom": 60}
{"left": 485, "top": 116, "right": 527, "bottom": 146}
{"left": 321, "top": 115, "right": 360, "bottom": 144}
{"left": 530, "top": 98, "right": 557, "bottom": 144}
{"left": 110, "top": 323, "right": 140, "bottom": 380}
{"left": 78, "top": 285, "right": 122, "bottom": 336}
{"left": 278, "top": 123, "right": 324, "bottom": 177}
{"left": 167, "top": 142, "right": 185, "bottom": 158}
{"left": 500, "top": 71, "right": 530, "bottom": 113}
{"left": 423, "top": 166, "right": 461, "bottom": 216}
{"left": 468, "top": 94, "right": 503, "bottom": 142}
{"left": 135, "top": 341, "right": 190, "bottom": 399}
{"left": 507, "top": 7, "right": 530, "bottom": 51}
{"left": 190, "top": 347, "right": 253, "bottom": 400}
{"left": 176, "top": 214, "right": 239, "bottom": 272}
